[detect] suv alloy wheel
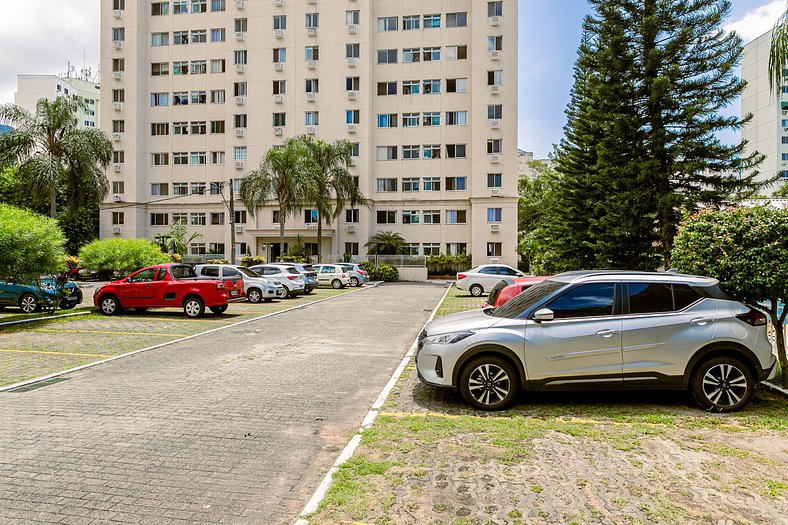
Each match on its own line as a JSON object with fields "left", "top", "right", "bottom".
{"left": 691, "top": 356, "right": 754, "bottom": 412}
{"left": 459, "top": 356, "right": 518, "bottom": 410}
{"left": 19, "top": 293, "right": 39, "bottom": 314}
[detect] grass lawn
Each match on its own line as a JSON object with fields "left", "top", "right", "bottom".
{"left": 307, "top": 284, "right": 788, "bottom": 525}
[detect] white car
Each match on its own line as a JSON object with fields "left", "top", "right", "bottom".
{"left": 194, "top": 264, "right": 286, "bottom": 303}
{"left": 456, "top": 264, "right": 525, "bottom": 297}
{"left": 249, "top": 264, "right": 306, "bottom": 298}
{"left": 312, "top": 264, "right": 351, "bottom": 289}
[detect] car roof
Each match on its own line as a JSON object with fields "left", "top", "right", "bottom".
{"left": 551, "top": 270, "right": 718, "bottom": 286}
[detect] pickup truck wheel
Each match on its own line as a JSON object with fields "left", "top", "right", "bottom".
{"left": 247, "top": 288, "right": 262, "bottom": 303}
{"left": 331, "top": 279, "right": 343, "bottom": 289}
{"left": 99, "top": 295, "right": 121, "bottom": 316}
{"left": 183, "top": 297, "right": 205, "bottom": 318}
{"left": 19, "top": 294, "right": 40, "bottom": 314}
{"left": 209, "top": 305, "right": 228, "bottom": 314}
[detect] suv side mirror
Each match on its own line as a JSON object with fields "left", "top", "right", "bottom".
{"left": 533, "top": 308, "right": 554, "bottom": 323}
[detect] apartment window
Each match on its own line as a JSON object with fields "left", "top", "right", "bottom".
{"left": 447, "top": 243, "right": 468, "bottom": 255}
{"left": 447, "top": 12, "right": 469, "bottom": 28}
{"left": 190, "top": 213, "right": 207, "bottom": 227}
{"left": 487, "top": 173, "right": 502, "bottom": 188}
{"left": 445, "top": 111, "right": 467, "bottom": 126}
{"left": 402, "top": 210, "right": 420, "bottom": 224}
{"left": 446, "top": 210, "right": 467, "bottom": 224}
{"left": 305, "top": 46, "right": 319, "bottom": 61}
{"left": 782, "top": 137, "right": 788, "bottom": 145}
{"left": 211, "top": 28, "right": 226, "bottom": 42}
{"left": 234, "top": 114, "right": 247, "bottom": 129}
{"left": 210, "top": 59, "right": 225, "bottom": 74}
{"left": 402, "top": 146, "right": 420, "bottom": 160}
{"left": 305, "top": 13, "right": 319, "bottom": 28}
{"left": 173, "top": 1, "right": 188, "bottom": 14}
{"left": 234, "top": 210, "right": 247, "bottom": 224}
{"left": 346, "top": 43, "right": 360, "bottom": 58}
{"left": 151, "top": 153, "right": 169, "bottom": 166}
{"left": 172, "top": 92, "right": 188, "bottom": 105}
{"left": 211, "top": 90, "right": 225, "bottom": 104}
{"left": 403, "top": 48, "right": 420, "bottom": 63}
{"left": 377, "top": 114, "right": 398, "bottom": 128}
{"left": 234, "top": 50, "right": 248, "bottom": 65}
{"left": 190, "top": 61, "right": 207, "bottom": 75}
{"left": 377, "top": 49, "right": 398, "bottom": 64}
{"left": 173, "top": 61, "right": 188, "bottom": 75}
{"left": 112, "top": 27, "right": 125, "bottom": 42}
{"left": 173, "top": 182, "right": 188, "bottom": 195}
{"left": 112, "top": 151, "right": 125, "bottom": 164}
{"left": 151, "top": 63, "right": 169, "bottom": 76}
{"left": 113, "top": 120, "right": 126, "bottom": 133}
{"left": 376, "top": 179, "right": 397, "bottom": 193}
{"left": 273, "top": 15, "right": 286, "bottom": 30}
{"left": 150, "top": 183, "right": 169, "bottom": 196}
{"left": 191, "top": 30, "right": 207, "bottom": 44}
{"left": 151, "top": 32, "right": 169, "bottom": 46}
{"left": 377, "top": 17, "right": 397, "bottom": 32}
{"left": 150, "top": 92, "right": 168, "bottom": 107}
{"left": 272, "top": 210, "right": 281, "bottom": 223}
{"left": 112, "top": 89, "right": 125, "bottom": 103}
{"left": 190, "top": 153, "right": 206, "bottom": 166}
{"left": 346, "top": 77, "right": 360, "bottom": 91}
{"left": 487, "top": 139, "right": 503, "bottom": 154}
{"left": 151, "top": 213, "right": 168, "bottom": 226}
{"left": 488, "top": 105, "right": 503, "bottom": 119}
{"left": 191, "top": 0, "right": 207, "bottom": 13}
{"left": 487, "top": 243, "right": 502, "bottom": 257}
{"left": 447, "top": 78, "right": 468, "bottom": 93}
{"left": 211, "top": 0, "right": 225, "bottom": 11}
{"left": 269, "top": 113, "right": 284, "bottom": 127}
{"left": 446, "top": 177, "right": 467, "bottom": 191}
{"left": 235, "top": 18, "right": 248, "bottom": 33}
{"left": 209, "top": 182, "right": 223, "bottom": 195}
{"left": 273, "top": 48, "right": 286, "bottom": 62}
{"left": 346, "top": 110, "right": 360, "bottom": 124}
{"left": 376, "top": 210, "right": 397, "bottom": 224}
{"left": 209, "top": 243, "right": 225, "bottom": 254}
{"left": 423, "top": 176, "right": 441, "bottom": 191}
{"left": 112, "top": 58, "right": 125, "bottom": 72}
{"left": 210, "top": 120, "right": 225, "bottom": 134}
{"left": 488, "top": 1, "right": 503, "bottom": 17}
{"left": 235, "top": 82, "right": 248, "bottom": 96}
{"left": 303, "top": 209, "right": 319, "bottom": 224}
{"left": 402, "top": 81, "right": 420, "bottom": 95}
{"left": 346, "top": 10, "right": 359, "bottom": 25}
{"left": 422, "top": 112, "right": 440, "bottom": 126}
{"left": 446, "top": 144, "right": 467, "bottom": 159}
{"left": 189, "top": 243, "right": 206, "bottom": 256}
{"left": 402, "top": 114, "right": 420, "bottom": 128}
{"left": 783, "top": 153, "right": 788, "bottom": 161}
{"left": 191, "top": 91, "right": 207, "bottom": 104}
{"left": 403, "top": 15, "right": 420, "bottom": 30}
{"left": 446, "top": 45, "right": 468, "bottom": 60}
{"left": 350, "top": 143, "right": 360, "bottom": 157}
{"left": 488, "top": 70, "right": 503, "bottom": 85}
{"left": 423, "top": 210, "right": 440, "bottom": 224}
{"left": 211, "top": 151, "right": 225, "bottom": 165}
{"left": 173, "top": 152, "right": 188, "bottom": 165}
{"left": 151, "top": 2, "right": 169, "bottom": 16}
{"left": 345, "top": 242, "right": 359, "bottom": 256}
{"left": 423, "top": 145, "right": 441, "bottom": 159}
{"left": 377, "top": 82, "right": 397, "bottom": 96}
{"left": 173, "top": 213, "right": 187, "bottom": 224}
{"left": 423, "top": 80, "right": 441, "bottom": 94}
{"left": 234, "top": 147, "right": 247, "bottom": 161}
{"left": 273, "top": 80, "right": 286, "bottom": 95}
{"left": 485, "top": 37, "right": 503, "bottom": 54}
{"left": 424, "top": 14, "right": 441, "bottom": 28}
{"left": 423, "top": 243, "right": 440, "bottom": 256}
{"left": 112, "top": 212, "right": 124, "bottom": 225}
{"left": 487, "top": 208, "right": 503, "bottom": 222}
{"left": 304, "top": 112, "right": 319, "bottom": 126}
{"left": 303, "top": 79, "right": 319, "bottom": 94}
{"left": 423, "top": 47, "right": 440, "bottom": 61}
{"left": 173, "top": 31, "right": 189, "bottom": 45}
{"left": 376, "top": 147, "right": 398, "bottom": 161}
{"left": 191, "top": 182, "right": 207, "bottom": 195}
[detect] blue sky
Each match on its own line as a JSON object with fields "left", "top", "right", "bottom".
{"left": 519, "top": 0, "right": 786, "bottom": 157}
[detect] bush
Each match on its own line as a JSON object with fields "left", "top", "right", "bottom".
{"left": 280, "top": 254, "right": 311, "bottom": 263}
{"left": 359, "top": 261, "right": 376, "bottom": 275}
{"left": 0, "top": 204, "right": 66, "bottom": 282}
{"left": 208, "top": 258, "right": 229, "bottom": 264}
{"left": 426, "top": 253, "right": 472, "bottom": 276}
{"left": 63, "top": 255, "right": 81, "bottom": 270}
{"left": 170, "top": 253, "right": 183, "bottom": 263}
{"left": 79, "top": 237, "right": 169, "bottom": 277}
{"left": 240, "top": 255, "right": 265, "bottom": 267}
{"left": 374, "top": 264, "right": 399, "bottom": 282}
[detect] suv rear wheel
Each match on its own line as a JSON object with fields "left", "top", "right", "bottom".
{"left": 691, "top": 356, "right": 754, "bottom": 412}
{"left": 19, "top": 294, "right": 40, "bottom": 314}
{"left": 459, "top": 356, "right": 518, "bottom": 411}
{"left": 469, "top": 284, "right": 484, "bottom": 297}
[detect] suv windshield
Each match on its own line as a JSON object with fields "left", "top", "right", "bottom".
{"left": 491, "top": 279, "right": 566, "bottom": 319}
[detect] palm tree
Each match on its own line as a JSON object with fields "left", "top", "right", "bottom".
{"left": 240, "top": 137, "right": 315, "bottom": 261}
{"left": 154, "top": 221, "right": 203, "bottom": 256}
{"left": 303, "top": 137, "right": 368, "bottom": 262}
{"left": 0, "top": 97, "right": 112, "bottom": 218}
{"left": 365, "top": 231, "right": 408, "bottom": 255}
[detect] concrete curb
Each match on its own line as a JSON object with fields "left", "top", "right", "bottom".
{"left": 761, "top": 380, "right": 788, "bottom": 397}
{"left": 0, "top": 310, "right": 91, "bottom": 329}
{"left": 0, "top": 284, "right": 377, "bottom": 394}
{"left": 294, "top": 283, "right": 453, "bottom": 523}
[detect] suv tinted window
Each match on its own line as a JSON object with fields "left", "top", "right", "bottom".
{"left": 201, "top": 266, "right": 220, "bottom": 277}
{"left": 673, "top": 284, "right": 702, "bottom": 310}
{"left": 628, "top": 283, "right": 673, "bottom": 314}
{"left": 492, "top": 279, "right": 565, "bottom": 319}
{"left": 547, "top": 283, "right": 615, "bottom": 319}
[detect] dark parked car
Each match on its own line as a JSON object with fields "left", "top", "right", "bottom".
{"left": 288, "top": 263, "right": 318, "bottom": 293}
{"left": 0, "top": 278, "right": 82, "bottom": 313}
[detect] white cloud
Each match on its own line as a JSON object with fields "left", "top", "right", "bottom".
{"left": 725, "top": 0, "right": 785, "bottom": 42}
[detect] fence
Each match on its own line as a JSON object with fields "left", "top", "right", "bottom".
{"left": 364, "top": 255, "right": 426, "bottom": 268}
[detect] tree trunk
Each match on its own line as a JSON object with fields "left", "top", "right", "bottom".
{"left": 772, "top": 306, "right": 788, "bottom": 388}
{"left": 49, "top": 187, "right": 57, "bottom": 219}
{"left": 279, "top": 204, "right": 285, "bottom": 263}
{"left": 317, "top": 210, "right": 323, "bottom": 263}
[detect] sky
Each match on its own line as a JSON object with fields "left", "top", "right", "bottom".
{"left": 0, "top": 0, "right": 784, "bottom": 158}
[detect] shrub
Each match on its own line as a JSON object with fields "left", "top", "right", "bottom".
{"left": 359, "top": 261, "right": 376, "bottom": 275}
{"left": 426, "top": 253, "right": 472, "bottom": 276}
{"left": 79, "top": 237, "right": 169, "bottom": 277}
{"left": 207, "top": 258, "right": 230, "bottom": 264}
{"left": 63, "top": 255, "right": 81, "bottom": 270}
{"left": 375, "top": 264, "right": 399, "bottom": 282}
{"left": 240, "top": 255, "right": 265, "bottom": 267}
{"left": 170, "top": 253, "right": 183, "bottom": 263}
{"left": 280, "top": 254, "right": 311, "bottom": 263}
{"left": 0, "top": 204, "right": 66, "bottom": 282}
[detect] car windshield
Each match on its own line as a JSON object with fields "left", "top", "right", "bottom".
{"left": 238, "top": 267, "right": 260, "bottom": 278}
{"left": 171, "top": 265, "right": 198, "bottom": 279}
{"left": 491, "top": 279, "right": 566, "bottom": 319}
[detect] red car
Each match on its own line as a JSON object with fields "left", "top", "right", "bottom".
{"left": 483, "top": 276, "right": 549, "bottom": 308}
{"left": 93, "top": 264, "right": 245, "bottom": 318}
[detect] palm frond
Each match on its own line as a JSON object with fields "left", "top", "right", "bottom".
{"left": 769, "top": 6, "right": 788, "bottom": 95}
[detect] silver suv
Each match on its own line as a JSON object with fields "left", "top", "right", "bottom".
{"left": 417, "top": 271, "right": 777, "bottom": 412}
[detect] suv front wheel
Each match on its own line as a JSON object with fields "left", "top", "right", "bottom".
{"left": 691, "top": 356, "right": 754, "bottom": 412}
{"left": 459, "top": 356, "right": 518, "bottom": 411}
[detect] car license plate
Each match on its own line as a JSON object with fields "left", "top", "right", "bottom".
{"left": 231, "top": 290, "right": 238, "bottom": 296}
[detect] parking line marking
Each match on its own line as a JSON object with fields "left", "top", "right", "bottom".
{"left": 34, "top": 329, "right": 189, "bottom": 337}
{"left": 0, "top": 311, "right": 91, "bottom": 329}
{"left": 0, "top": 349, "right": 113, "bottom": 358}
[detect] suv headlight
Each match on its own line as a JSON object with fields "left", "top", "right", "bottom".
{"left": 423, "top": 331, "right": 474, "bottom": 345}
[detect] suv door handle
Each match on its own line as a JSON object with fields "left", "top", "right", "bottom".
{"left": 690, "top": 317, "right": 714, "bottom": 325}
{"left": 596, "top": 329, "right": 618, "bottom": 337}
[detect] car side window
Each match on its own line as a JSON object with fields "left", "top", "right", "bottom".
{"left": 321, "top": 267, "right": 333, "bottom": 274}
{"left": 223, "top": 267, "right": 241, "bottom": 278}
{"left": 546, "top": 283, "right": 615, "bottom": 319}
{"left": 628, "top": 283, "right": 673, "bottom": 314}
{"left": 202, "top": 267, "right": 220, "bottom": 277}
{"left": 155, "top": 268, "right": 167, "bottom": 281}
{"left": 130, "top": 269, "right": 157, "bottom": 283}
{"left": 479, "top": 267, "right": 498, "bottom": 275}
{"left": 264, "top": 268, "right": 278, "bottom": 276}
{"left": 673, "top": 284, "right": 702, "bottom": 310}
{"left": 500, "top": 267, "right": 519, "bottom": 276}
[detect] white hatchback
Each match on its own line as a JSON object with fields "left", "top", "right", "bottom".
{"left": 312, "top": 264, "right": 351, "bottom": 289}
{"left": 456, "top": 264, "right": 525, "bottom": 296}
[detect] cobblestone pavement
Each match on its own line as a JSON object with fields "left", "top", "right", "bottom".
{"left": 0, "top": 282, "right": 448, "bottom": 525}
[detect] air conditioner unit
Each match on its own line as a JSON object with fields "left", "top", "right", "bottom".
{"left": 307, "top": 27, "right": 317, "bottom": 37}
{"left": 490, "top": 155, "right": 501, "bottom": 164}
{"left": 306, "top": 126, "right": 316, "bottom": 135}
{"left": 306, "top": 92, "right": 316, "bottom": 102}
{"left": 347, "top": 24, "right": 358, "bottom": 34}
{"left": 783, "top": 110, "right": 788, "bottom": 115}
{"left": 112, "top": 71, "right": 123, "bottom": 80}
{"left": 306, "top": 60, "right": 316, "bottom": 69}
{"left": 489, "top": 51, "right": 501, "bottom": 61}
{"left": 113, "top": 9, "right": 123, "bottom": 18}
{"left": 112, "top": 40, "right": 123, "bottom": 50}
{"left": 112, "top": 133, "right": 123, "bottom": 142}
{"left": 236, "top": 64, "right": 245, "bottom": 73}
{"left": 235, "top": 161, "right": 245, "bottom": 170}
{"left": 274, "top": 29, "right": 284, "bottom": 39}
{"left": 490, "top": 188, "right": 501, "bottom": 197}
{"left": 347, "top": 91, "right": 357, "bottom": 101}
{"left": 112, "top": 195, "right": 123, "bottom": 202}
{"left": 347, "top": 58, "right": 357, "bottom": 68}
{"left": 489, "top": 258, "right": 500, "bottom": 264}
{"left": 273, "top": 0, "right": 284, "bottom": 5}
{"left": 347, "top": 124, "right": 357, "bottom": 134}
{"left": 490, "top": 85, "right": 500, "bottom": 95}
{"left": 346, "top": 225, "right": 356, "bottom": 233}
{"left": 490, "top": 224, "right": 500, "bottom": 232}
{"left": 111, "top": 226, "right": 123, "bottom": 234}
{"left": 112, "top": 102, "right": 123, "bottom": 111}
{"left": 489, "top": 120, "right": 501, "bottom": 129}
{"left": 235, "top": 96, "right": 245, "bottom": 105}
{"left": 490, "top": 16, "right": 501, "bottom": 26}
{"left": 235, "top": 0, "right": 246, "bottom": 8}
{"left": 274, "top": 94, "right": 284, "bottom": 104}
{"left": 235, "top": 225, "right": 244, "bottom": 233}
{"left": 235, "top": 32, "right": 245, "bottom": 41}
{"left": 112, "top": 163, "right": 123, "bottom": 173}
{"left": 274, "top": 62, "right": 285, "bottom": 71}
{"left": 274, "top": 127, "right": 283, "bottom": 136}
{"left": 235, "top": 128, "right": 245, "bottom": 137}
{"left": 306, "top": 223, "right": 317, "bottom": 229}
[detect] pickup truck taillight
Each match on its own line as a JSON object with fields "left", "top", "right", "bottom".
{"left": 216, "top": 283, "right": 225, "bottom": 289}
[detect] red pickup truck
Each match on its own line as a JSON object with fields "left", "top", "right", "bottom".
{"left": 93, "top": 264, "right": 245, "bottom": 318}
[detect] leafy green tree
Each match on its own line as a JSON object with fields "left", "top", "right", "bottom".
{"left": 79, "top": 237, "right": 169, "bottom": 278}
{"left": 365, "top": 231, "right": 407, "bottom": 255}
{"left": 0, "top": 204, "right": 66, "bottom": 283}
{"left": 0, "top": 97, "right": 113, "bottom": 218}
{"left": 769, "top": 5, "right": 788, "bottom": 94}
{"left": 672, "top": 206, "right": 788, "bottom": 387}
{"left": 240, "top": 137, "right": 315, "bottom": 261}
{"left": 303, "top": 137, "right": 368, "bottom": 262}
{"left": 154, "top": 221, "right": 203, "bottom": 257}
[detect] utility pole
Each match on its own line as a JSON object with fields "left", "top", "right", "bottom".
{"left": 229, "top": 179, "right": 236, "bottom": 265}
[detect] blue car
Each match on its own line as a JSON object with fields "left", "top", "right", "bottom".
{"left": 0, "top": 278, "right": 83, "bottom": 313}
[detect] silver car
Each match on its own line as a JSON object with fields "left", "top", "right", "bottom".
{"left": 194, "top": 264, "right": 286, "bottom": 303}
{"left": 249, "top": 264, "right": 306, "bottom": 298}
{"left": 417, "top": 271, "right": 777, "bottom": 412}
{"left": 456, "top": 264, "right": 525, "bottom": 297}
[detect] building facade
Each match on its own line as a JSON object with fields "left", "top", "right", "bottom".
{"left": 15, "top": 73, "right": 100, "bottom": 129}
{"left": 100, "top": 0, "right": 518, "bottom": 265}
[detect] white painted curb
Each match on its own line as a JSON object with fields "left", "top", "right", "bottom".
{"left": 0, "top": 310, "right": 91, "bottom": 328}
{"left": 295, "top": 283, "right": 453, "bottom": 523}
{"left": 0, "top": 284, "right": 377, "bottom": 393}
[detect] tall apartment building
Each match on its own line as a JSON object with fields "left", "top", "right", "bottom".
{"left": 100, "top": 0, "right": 518, "bottom": 265}
{"left": 15, "top": 73, "right": 100, "bottom": 129}
{"left": 742, "top": 28, "right": 787, "bottom": 193}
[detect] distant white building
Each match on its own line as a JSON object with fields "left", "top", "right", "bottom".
{"left": 14, "top": 69, "right": 101, "bottom": 130}
{"left": 517, "top": 150, "right": 553, "bottom": 179}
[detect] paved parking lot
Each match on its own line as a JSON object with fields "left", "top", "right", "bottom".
{"left": 0, "top": 282, "right": 448, "bottom": 524}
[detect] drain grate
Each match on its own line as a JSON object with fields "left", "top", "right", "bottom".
{"left": 4, "top": 377, "right": 70, "bottom": 393}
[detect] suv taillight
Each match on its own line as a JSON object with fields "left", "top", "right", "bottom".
{"left": 736, "top": 308, "right": 767, "bottom": 326}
